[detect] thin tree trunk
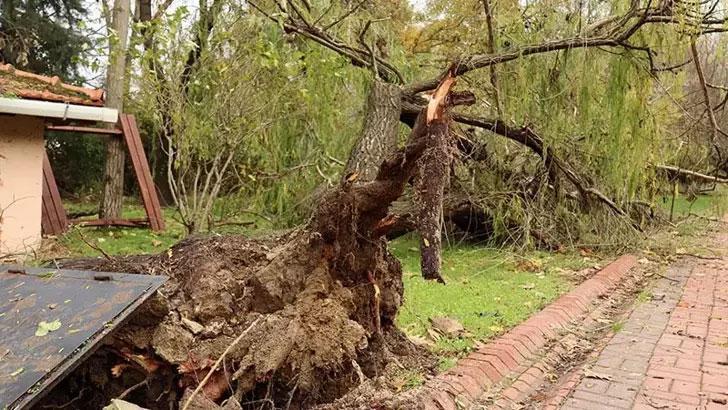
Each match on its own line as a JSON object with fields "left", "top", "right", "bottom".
{"left": 481, "top": 0, "right": 502, "bottom": 116}
{"left": 690, "top": 39, "right": 726, "bottom": 168}
{"left": 100, "top": 0, "right": 130, "bottom": 219}
{"left": 343, "top": 80, "right": 402, "bottom": 182}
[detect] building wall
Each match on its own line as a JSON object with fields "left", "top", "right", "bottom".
{"left": 0, "top": 114, "right": 45, "bottom": 258}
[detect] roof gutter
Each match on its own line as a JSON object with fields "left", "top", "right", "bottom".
{"left": 0, "top": 97, "right": 118, "bottom": 123}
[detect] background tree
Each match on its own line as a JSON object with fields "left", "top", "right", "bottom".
{"left": 136, "top": 8, "right": 279, "bottom": 233}
{"left": 99, "top": 0, "right": 131, "bottom": 219}
{"left": 0, "top": 0, "right": 90, "bottom": 80}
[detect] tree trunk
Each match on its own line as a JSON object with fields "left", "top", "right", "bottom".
{"left": 343, "top": 80, "right": 402, "bottom": 182}
{"left": 100, "top": 0, "right": 130, "bottom": 219}
{"left": 415, "top": 120, "right": 451, "bottom": 283}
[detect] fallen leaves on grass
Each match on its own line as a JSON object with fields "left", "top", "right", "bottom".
{"left": 408, "top": 335, "right": 435, "bottom": 348}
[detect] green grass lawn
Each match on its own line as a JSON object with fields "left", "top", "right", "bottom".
{"left": 390, "top": 236, "right": 592, "bottom": 365}
{"left": 47, "top": 201, "right": 269, "bottom": 259}
{"left": 50, "top": 206, "right": 184, "bottom": 258}
{"left": 658, "top": 188, "right": 728, "bottom": 220}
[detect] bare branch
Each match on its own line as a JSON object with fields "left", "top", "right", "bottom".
{"left": 152, "top": 0, "right": 176, "bottom": 20}
{"left": 323, "top": 0, "right": 367, "bottom": 31}
{"left": 653, "top": 164, "right": 728, "bottom": 183}
{"left": 707, "top": 83, "right": 728, "bottom": 92}
{"left": 247, "top": 0, "right": 404, "bottom": 84}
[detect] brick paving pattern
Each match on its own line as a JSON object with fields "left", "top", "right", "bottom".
{"left": 561, "top": 259, "right": 728, "bottom": 410}
{"left": 419, "top": 255, "right": 639, "bottom": 409}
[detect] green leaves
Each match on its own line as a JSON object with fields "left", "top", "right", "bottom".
{"left": 35, "top": 320, "right": 62, "bottom": 337}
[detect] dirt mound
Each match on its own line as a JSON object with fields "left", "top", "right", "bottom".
{"left": 46, "top": 230, "right": 433, "bottom": 409}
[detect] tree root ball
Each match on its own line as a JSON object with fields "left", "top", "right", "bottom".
{"left": 45, "top": 229, "right": 433, "bottom": 409}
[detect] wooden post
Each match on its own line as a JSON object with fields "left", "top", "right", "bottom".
{"left": 119, "top": 114, "right": 165, "bottom": 231}
{"left": 40, "top": 152, "right": 68, "bottom": 235}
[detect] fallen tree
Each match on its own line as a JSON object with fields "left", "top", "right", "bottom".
{"left": 43, "top": 73, "right": 466, "bottom": 409}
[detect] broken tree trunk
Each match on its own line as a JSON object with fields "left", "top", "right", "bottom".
{"left": 413, "top": 74, "right": 458, "bottom": 283}
{"left": 48, "top": 74, "right": 462, "bottom": 410}
{"left": 415, "top": 120, "right": 450, "bottom": 283}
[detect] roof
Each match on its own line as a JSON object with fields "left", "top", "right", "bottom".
{"left": 0, "top": 265, "right": 166, "bottom": 409}
{"left": 0, "top": 64, "right": 105, "bottom": 107}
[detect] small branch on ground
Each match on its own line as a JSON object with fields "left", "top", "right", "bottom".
{"left": 75, "top": 228, "right": 113, "bottom": 260}
{"left": 117, "top": 380, "right": 147, "bottom": 400}
{"left": 675, "top": 252, "right": 721, "bottom": 260}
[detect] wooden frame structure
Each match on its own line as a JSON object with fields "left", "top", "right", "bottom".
{"left": 41, "top": 114, "right": 165, "bottom": 234}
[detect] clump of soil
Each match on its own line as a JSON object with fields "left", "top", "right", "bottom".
{"left": 44, "top": 229, "right": 434, "bottom": 409}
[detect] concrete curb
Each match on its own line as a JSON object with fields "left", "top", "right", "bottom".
{"left": 420, "top": 254, "right": 638, "bottom": 409}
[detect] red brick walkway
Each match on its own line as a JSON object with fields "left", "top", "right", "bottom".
{"left": 559, "top": 257, "right": 728, "bottom": 409}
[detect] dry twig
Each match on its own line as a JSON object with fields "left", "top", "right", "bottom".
{"left": 182, "top": 317, "right": 262, "bottom": 410}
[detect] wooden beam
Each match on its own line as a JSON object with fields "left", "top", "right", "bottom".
{"left": 40, "top": 152, "right": 68, "bottom": 235}
{"left": 45, "top": 125, "right": 123, "bottom": 135}
{"left": 41, "top": 114, "right": 165, "bottom": 234}
{"left": 71, "top": 218, "right": 150, "bottom": 228}
{"left": 119, "top": 114, "right": 165, "bottom": 231}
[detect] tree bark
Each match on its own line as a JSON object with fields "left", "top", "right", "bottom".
{"left": 481, "top": 0, "right": 502, "bottom": 116}
{"left": 690, "top": 39, "right": 727, "bottom": 168}
{"left": 415, "top": 120, "right": 450, "bottom": 283}
{"left": 100, "top": 0, "right": 130, "bottom": 219}
{"left": 343, "top": 80, "right": 402, "bottom": 182}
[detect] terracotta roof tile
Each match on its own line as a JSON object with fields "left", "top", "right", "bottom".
{"left": 0, "top": 64, "right": 105, "bottom": 107}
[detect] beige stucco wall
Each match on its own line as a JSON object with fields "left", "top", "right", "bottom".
{"left": 0, "top": 114, "right": 45, "bottom": 258}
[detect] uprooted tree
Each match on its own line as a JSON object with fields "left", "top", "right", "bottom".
{"left": 51, "top": 73, "right": 464, "bottom": 409}
{"left": 42, "top": 0, "right": 728, "bottom": 408}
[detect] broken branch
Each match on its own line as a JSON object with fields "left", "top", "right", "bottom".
{"left": 653, "top": 164, "right": 728, "bottom": 183}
